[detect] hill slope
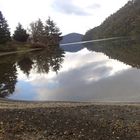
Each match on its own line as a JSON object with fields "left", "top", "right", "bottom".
{"left": 60, "top": 33, "right": 84, "bottom": 52}
{"left": 60, "top": 33, "right": 83, "bottom": 44}
{"left": 83, "top": 0, "right": 140, "bottom": 40}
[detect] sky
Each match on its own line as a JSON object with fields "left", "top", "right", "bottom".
{"left": 0, "top": 0, "right": 129, "bottom": 35}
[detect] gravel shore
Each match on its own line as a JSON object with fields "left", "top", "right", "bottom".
{"left": 0, "top": 99, "right": 140, "bottom": 140}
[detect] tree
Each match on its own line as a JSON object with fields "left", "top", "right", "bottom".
{"left": 46, "top": 17, "right": 62, "bottom": 45}
{"left": 13, "top": 23, "right": 29, "bottom": 42}
{"left": 29, "top": 17, "right": 62, "bottom": 46}
{"left": 0, "top": 11, "right": 11, "bottom": 44}
{"left": 30, "top": 19, "right": 44, "bottom": 43}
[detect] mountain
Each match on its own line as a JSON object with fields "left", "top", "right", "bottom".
{"left": 60, "top": 33, "right": 83, "bottom": 44}
{"left": 60, "top": 33, "right": 84, "bottom": 52}
{"left": 83, "top": 0, "right": 140, "bottom": 41}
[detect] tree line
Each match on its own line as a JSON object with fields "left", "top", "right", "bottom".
{"left": 0, "top": 11, "right": 62, "bottom": 47}
{"left": 83, "top": 0, "right": 140, "bottom": 41}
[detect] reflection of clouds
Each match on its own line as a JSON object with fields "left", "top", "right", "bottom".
{"left": 17, "top": 48, "right": 130, "bottom": 82}
{"left": 56, "top": 61, "right": 112, "bottom": 85}
{"left": 36, "top": 68, "right": 140, "bottom": 102}
{"left": 62, "top": 49, "right": 107, "bottom": 71}
{"left": 61, "top": 48, "right": 130, "bottom": 74}
{"left": 13, "top": 48, "right": 134, "bottom": 101}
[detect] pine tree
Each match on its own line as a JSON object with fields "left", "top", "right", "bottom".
{"left": 46, "top": 17, "right": 62, "bottom": 45}
{"left": 13, "top": 23, "right": 29, "bottom": 42}
{"left": 0, "top": 11, "right": 11, "bottom": 44}
{"left": 29, "top": 17, "right": 62, "bottom": 46}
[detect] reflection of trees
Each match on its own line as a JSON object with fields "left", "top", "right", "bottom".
{"left": 16, "top": 46, "right": 65, "bottom": 74}
{"left": 85, "top": 37, "right": 140, "bottom": 68}
{"left": 0, "top": 55, "right": 17, "bottom": 97}
{"left": 32, "top": 46, "right": 65, "bottom": 73}
{"left": 0, "top": 46, "right": 64, "bottom": 98}
{"left": 17, "top": 56, "right": 34, "bottom": 76}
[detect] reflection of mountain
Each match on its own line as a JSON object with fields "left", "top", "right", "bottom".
{"left": 60, "top": 33, "right": 84, "bottom": 52}
{"left": 85, "top": 37, "right": 140, "bottom": 68}
{"left": 0, "top": 55, "right": 17, "bottom": 97}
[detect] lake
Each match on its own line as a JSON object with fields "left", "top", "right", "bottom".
{"left": 0, "top": 38, "right": 140, "bottom": 102}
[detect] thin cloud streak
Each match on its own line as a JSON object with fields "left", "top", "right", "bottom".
{"left": 52, "top": 0, "right": 101, "bottom": 16}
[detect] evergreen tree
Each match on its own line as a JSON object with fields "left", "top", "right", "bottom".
{"left": 29, "top": 17, "right": 62, "bottom": 46}
{"left": 46, "top": 17, "right": 62, "bottom": 45}
{"left": 13, "top": 23, "right": 29, "bottom": 42}
{"left": 0, "top": 11, "right": 11, "bottom": 44}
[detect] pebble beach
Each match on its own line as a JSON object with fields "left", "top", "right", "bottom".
{"left": 0, "top": 99, "right": 140, "bottom": 140}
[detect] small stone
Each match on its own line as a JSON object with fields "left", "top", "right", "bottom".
{"left": 43, "top": 130, "right": 48, "bottom": 135}
{"left": 64, "top": 131, "right": 68, "bottom": 135}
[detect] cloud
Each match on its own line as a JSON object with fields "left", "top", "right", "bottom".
{"left": 52, "top": 0, "right": 101, "bottom": 16}
{"left": 87, "top": 3, "right": 101, "bottom": 9}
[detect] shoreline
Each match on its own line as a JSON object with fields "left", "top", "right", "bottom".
{"left": 0, "top": 48, "right": 42, "bottom": 57}
{"left": 0, "top": 98, "right": 140, "bottom": 140}
{"left": 0, "top": 98, "right": 140, "bottom": 109}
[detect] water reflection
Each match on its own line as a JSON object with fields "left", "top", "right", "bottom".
{"left": 0, "top": 55, "right": 17, "bottom": 97}
{"left": 9, "top": 48, "right": 135, "bottom": 101}
{"left": 0, "top": 47, "right": 64, "bottom": 97}
{"left": 18, "top": 56, "right": 34, "bottom": 76}
{"left": 0, "top": 38, "right": 140, "bottom": 102}
{"left": 35, "top": 68, "right": 140, "bottom": 102}
{"left": 84, "top": 37, "right": 140, "bottom": 68}
{"left": 32, "top": 47, "right": 64, "bottom": 73}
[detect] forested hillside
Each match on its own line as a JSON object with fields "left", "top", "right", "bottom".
{"left": 83, "top": 0, "right": 140, "bottom": 40}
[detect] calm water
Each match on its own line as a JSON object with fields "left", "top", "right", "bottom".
{"left": 0, "top": 38, "right": 140, "bottom": 102}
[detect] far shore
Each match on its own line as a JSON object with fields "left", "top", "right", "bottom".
{"left": 0, "top": 48, "right": 42, "bottom": 57}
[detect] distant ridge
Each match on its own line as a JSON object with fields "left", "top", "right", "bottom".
{"left": 60, "top": 33, "right": 83, "bottom": 44}
{"left": 60, "top": 33, "right": 84, "bottom": 52}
